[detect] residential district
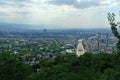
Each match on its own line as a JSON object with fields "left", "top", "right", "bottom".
{"left": 0, "top": 29, "right": 117, "bottom": 65}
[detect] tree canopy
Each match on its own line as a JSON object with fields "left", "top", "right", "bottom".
{"left": 27, "top": 53, "right": 120, "bottom": 80}
{"left": 0, "top": 52, "right": 31, "bottom": 80}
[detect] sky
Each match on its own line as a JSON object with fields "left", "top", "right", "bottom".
{"left": 0, "top": 0, "right": 120, "bottom": 29}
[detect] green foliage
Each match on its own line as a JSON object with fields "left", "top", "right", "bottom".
{"left": 29, "top": 53, "right": 120, "bottom": 80}
{"left": 107, "top": 13, "right": 120, "bottom": 52}
{"left": 0, "top": 52, "right": 31, "bottom": 80}
{"left": 1, "top": 52, "right": 120, "bottom": 80}
{"left": 100, "top": 68, "right": 120, "bottom": 80}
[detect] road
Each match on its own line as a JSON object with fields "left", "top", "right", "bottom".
{"left": 76, "top": 39, "right": 85, "bottom": 57}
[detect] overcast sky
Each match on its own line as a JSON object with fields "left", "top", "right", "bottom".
{"left": 0, "top": 0, "right": 120, "bottom": 29}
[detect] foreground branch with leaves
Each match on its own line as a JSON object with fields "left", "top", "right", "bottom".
{"left": 107, "top": 13, "right": 120, "bottom": 52}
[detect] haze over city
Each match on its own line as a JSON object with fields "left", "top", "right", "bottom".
{"left": 0, "top": 0, "right": 120, "bottom": 29}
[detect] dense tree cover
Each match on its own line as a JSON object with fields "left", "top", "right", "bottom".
{"left": 27, "top": 53, "right": 120, "bottom": 80}
{"left": 0, "top": 52, "right": 31, "bottom": 80}
{"left": 1, "top": 51, "right": 120, "bottom": 80}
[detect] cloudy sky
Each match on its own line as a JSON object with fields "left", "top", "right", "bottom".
{"left": 0, "top": 0, "right": 120, "bottom": 29}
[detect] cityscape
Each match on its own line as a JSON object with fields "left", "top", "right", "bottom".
{"left": 0, "top": 0, "right": 120, "bottom": 80}
{"left": 0, "top": 29, "right": 117, "bottom": 64}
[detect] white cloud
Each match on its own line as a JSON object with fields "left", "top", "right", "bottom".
{"left": 0, "top": 0, "right": 119, "bottom": 29}
{"left": 100, "top": 0, "right": 119, "bottom": 6}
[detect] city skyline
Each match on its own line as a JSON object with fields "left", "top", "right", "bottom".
{"left": 0, "top": 0, "right": 120, "bottom": 29}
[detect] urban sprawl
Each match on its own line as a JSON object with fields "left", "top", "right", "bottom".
{"left": 0, "top": 29, "right": 117, "bottom": 65}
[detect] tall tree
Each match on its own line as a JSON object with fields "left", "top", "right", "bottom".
{"left": 107, "top": 13, "right": 120, "bottom": 53}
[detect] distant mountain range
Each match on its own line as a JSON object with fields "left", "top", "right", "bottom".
{"left": 0, "top": 23, "right": 112, "bottom": 33}
{"left": 0, "top": 23, "right": 114, "bottom": 38}
{"left": 0, "top": 23, "right": 46, "bottom": 32}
